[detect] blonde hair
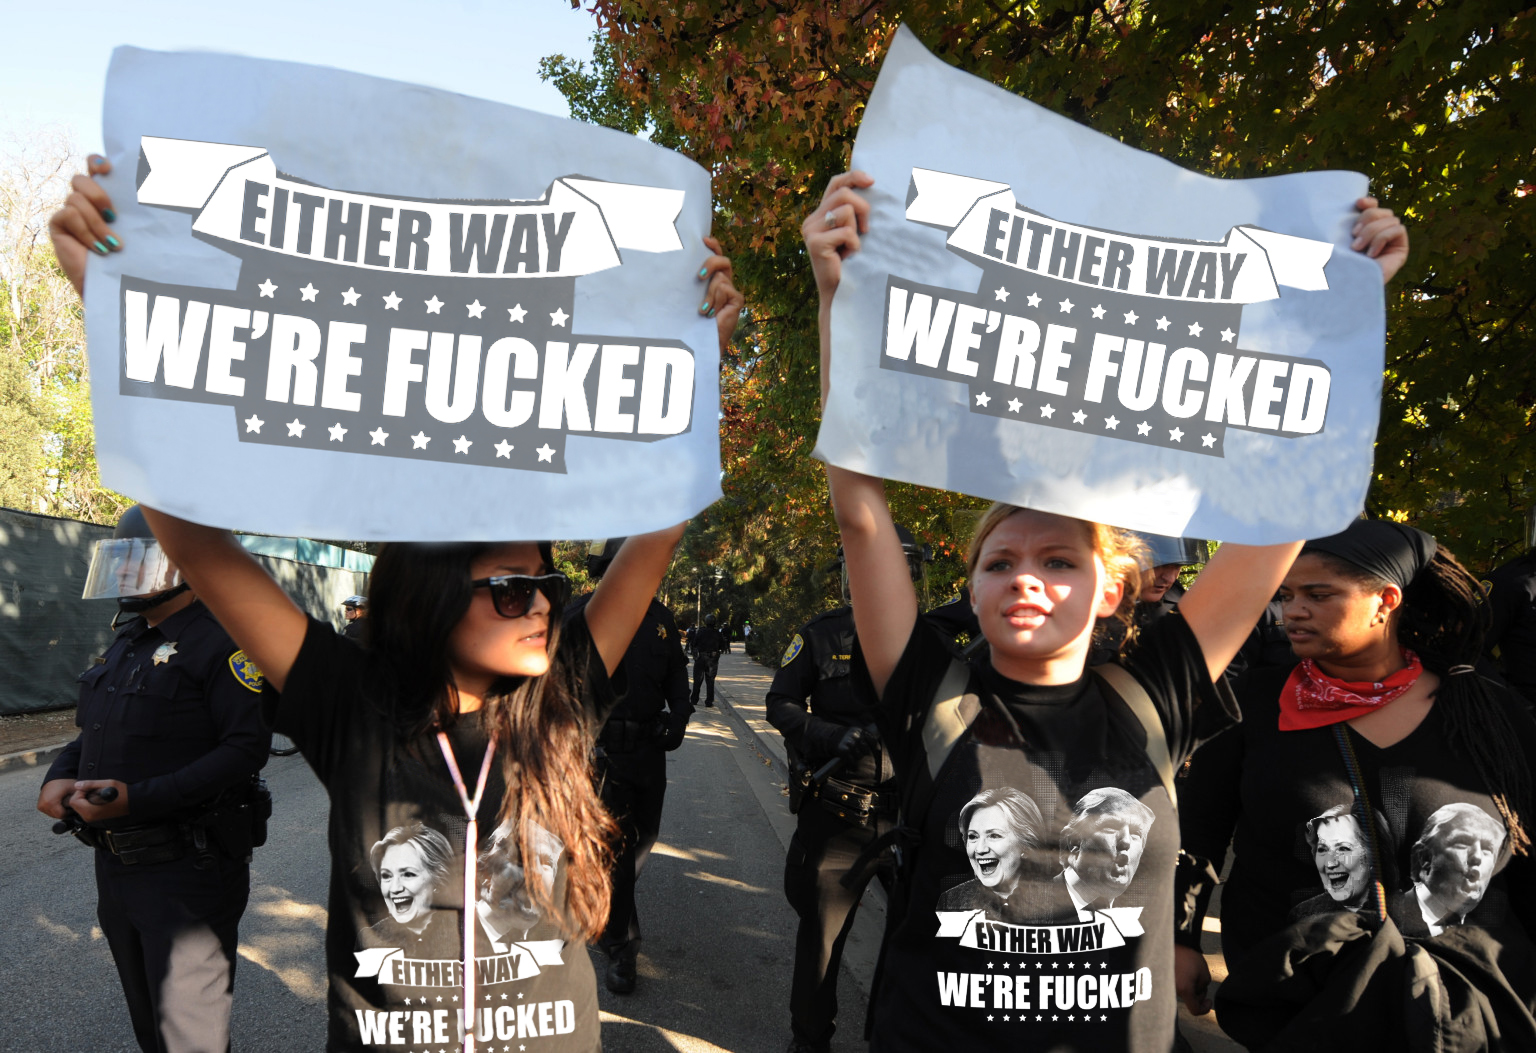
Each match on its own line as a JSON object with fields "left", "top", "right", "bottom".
{"left": 965, "top": 503, "right": 1148, "bottom": 649}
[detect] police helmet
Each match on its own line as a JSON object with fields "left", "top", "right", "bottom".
{"left": 82, "top": 505, "right": 190, "bottom": 611}
{"left": 836, "top": 524, "right": 933, "bottom": 605}
{"left": 586, "top": 538, "right": 624, "bottom": 580}
{"left": 1128, "top": 530, "right": 1207, "bottom": 570}
{"left": 342, "top": 595, "right": 368, "bottom": 610}
{"left": 704, "top": 613, "right": 717, "bottom": 627}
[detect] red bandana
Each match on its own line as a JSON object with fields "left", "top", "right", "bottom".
{"left": 1278, "top": 650, "right": 1423, "bottom": 731}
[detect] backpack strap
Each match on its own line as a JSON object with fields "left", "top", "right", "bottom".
{"left": 1092, "top": 663, "right": 1177, "bottom": 809}
{"left": 921, "top": 658, "right": 979, "bottom": 781}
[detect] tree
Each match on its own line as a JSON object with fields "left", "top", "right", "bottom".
{"left": 543, "top": 2, "right": 1534, "bottom": 658}
{"left": 0, "top": 128, "right": 129, "bottom": 523}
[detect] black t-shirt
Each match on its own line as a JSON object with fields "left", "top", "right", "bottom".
{"left": 1179, "top": 665, "right": 1536, "bottom": 968}
{"left": 271, "top": 614, "right": 614, "bottom": 1052}
{"left": 864, "top": 613, "right": 1236, "bottom": 1053}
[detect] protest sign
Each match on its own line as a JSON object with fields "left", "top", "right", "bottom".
{"left": 816, "top": 27, "right": 1386, "bottom": 543}
{"left": 87, "top": 48, "right": 720, "bottom": 541}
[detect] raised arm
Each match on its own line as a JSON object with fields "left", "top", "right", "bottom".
{"left": 1181, "top": 198, "right": 1407, "bottom": 679}
{"left": 140, "top": 508, "right": 308, "bottom": 691}
{"left": 804, "top": 172, "right": 918, "bottom": 697}
{"left": 583, "top": 524, "right": 687, "bottom": 676}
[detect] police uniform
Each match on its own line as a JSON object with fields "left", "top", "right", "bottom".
{"left": 568, "top": 595, "right": 692, "bottom": 965}
{"left": 43, "top": 600, "right": 271, "bottom": 1053}
{"left": 1485, "top": 551, "right": 1536, "bottom": 706}
{"left": 688, "top": 621, "right": 728, "bottom": 706}
{"left": 766, "top": 607, "right": 896, "bottom": 1051}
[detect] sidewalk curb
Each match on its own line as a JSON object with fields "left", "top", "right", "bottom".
{"left": 711, "top": 683, "right": 789, "bottom": 784}
{"left": 0, "top": 742, "right": 71, "bottom": 776}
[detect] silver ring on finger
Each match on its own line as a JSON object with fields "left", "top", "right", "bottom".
{"left": 824, "top": 209, "right": 839, "bottom": 229}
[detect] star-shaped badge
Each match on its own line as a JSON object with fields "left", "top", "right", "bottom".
{"left": 152, "top": 642, "right": 178, "bottom": 665}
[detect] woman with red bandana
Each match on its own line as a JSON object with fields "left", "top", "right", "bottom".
{"left": 1176, "top": 519, "right": 1536, "bottom": 1046}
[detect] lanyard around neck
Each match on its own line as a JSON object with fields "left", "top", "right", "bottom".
{"left": 436, "top": 730, "right": 496, "bottom": 1053}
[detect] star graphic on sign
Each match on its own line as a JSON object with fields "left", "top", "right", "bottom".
{"left": 1100, "top": 962, "right": 1107, "bottom": 968}
{"left": 500, "top": 993, "right": 508, "bottom": 1000}
{"left": 1101, "top": 1015, "right": 1109, "bottom": 1021}
{"left": 550, "top": 307, "right": 569, "bottom": 327}
{"left": 1026, "top": 292, "right": 1042, "bottom": 308}
{"left": 435, "top": 996, "right": 442, "bottom": 1003}
{"left": 1052, "top": 1015, "right": 1059, "bottom": 1021}
{"left": 1037, "top": 1014, "right": 1044, "bottom": 1020}
{"left": 1091, "top": 303, "right": 1106, "bottom": 320}
{"left": 466, "top": 299, "right": 486, "bottom": 319}
{"left": 425, "top": 295, "right": 444, "bottom": 314}
{"left": 1007, "top": 398, "right": 1022, "bottom": 413}
{"left": 412, "top": 432, "right": 430, "bottom": 449}
{"left": 1058, "top": 297, "right": 1074, "bottom": 313}
{"left": 1105, "top": 415, "right": 1120, "bottom": 430}
{"left": 1188, "top": 320, "right": 1203, "bottom": 337}
{"left": 1220, "top": 327, "right": 1235, "bottom": 343}
{"left": 1170, "top": 427, "right": 1185, "bottom": 442}
{"left": 286, "top": 419, "right": 305, "bottom": 437}
{"left": 1123, "top": 309, "right": 1139, "bottom": 325}
{"left": 988, "top": 1015, "right": 995, "bottom": 1022}
{"left": 152, "top": 642, "right": 177, "bottom": 665}
{"left": 328, "top": 423, "right": 346, "bottom": 442}
{"left": 494, "top": 439, "right": 513, "bottom": 459}
{"left": 1072, "top": 409, "right": 1088, "bottom": 425}
{"left": 383, "top": 290, "right": 402, "bottom": 310}
{"left": 1035, "top": 962, "right": 1043, "bottom": 969}
{"left": 536, "top": 444, "right": 556, "bottom": 462}
{"left": 1003, "top": 1015, "right": 1010, "bottom": 1022}
{"left": 1001, "top": 962, "right": 1011, "bottom": 969}
{"left": 1068, "top": 1015, "right": 1076, "bottom": 1021}
{"left": 975, "top": 391, "right": 991, "bottom": 407}
{"left": 369, "top": 427, "right": 388, "bottom": 446}
{"left": 987, "top": 962, "right": 994, "bottom": 969}
{"left": 258, "top": 279, "right": 277, "bottom": 298}
{"left": 508, "top": 304, "right": 527, "bottom": 323}
{"left": 1137, "top": 421, "right": 1151, "bottom": 436}
{"left": 994, "top": 286, "right": 1010, "bottom": 302}
{"left": 1155, "top": 315, "right": 1170, "bottom": 330}
{"left": 1202, "top": 433, "right": 1218, "bottom": 447}
{"left": 244, "top": 414, "right": 264, "bottom": 433}
{"left": 341, "top": 286, "right": 360, "bottom": 306}
{"left": 1040, "top": 404, "right": 1056, "bottom": 419}
{"left": 403, "top": 998, "right": 412, "bottom": 1006}
{"left": 299, "top": 282, "right": 318, "bottom": 302}
{"left": 453, "top": 435, "right": 472, "bottom": 454}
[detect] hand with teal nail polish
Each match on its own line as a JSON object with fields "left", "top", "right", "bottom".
{"left": 696, "top": 235, "right": 744, "bottom": 353}
{"left": 49, "top": 154, "right": 121, "bottom": 296}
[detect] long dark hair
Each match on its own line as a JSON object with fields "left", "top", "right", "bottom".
{"left": 1315, "top": 546, "right": 1531, "bottom": 855}
{"left": 364, "top": 541, "right": 618, "bottom": 939}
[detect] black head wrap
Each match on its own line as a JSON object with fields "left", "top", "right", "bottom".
{"left": 1301, "top": 520, "right": 1437, "bottom": 590}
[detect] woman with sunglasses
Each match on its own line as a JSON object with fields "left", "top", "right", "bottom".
{"left": 52, "top": 154, "right": 744, "bottom": 1053}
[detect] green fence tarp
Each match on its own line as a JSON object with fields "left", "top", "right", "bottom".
{"left": 0, "top": 507, "right": 372, "bottom": 716}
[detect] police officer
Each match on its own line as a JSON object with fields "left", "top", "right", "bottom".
{"left": 1090, "top": 531, "right": 1208, "bottom": 664}
{"left": 35, "top": 506, "right": 272, "bottom": 1053}
{"left": 568, "top": 539, "right": 693, "bottom": 994}
{"left": 768, "top": 531, "right": 927, "bottom": 1053}
{"left": 688, "top": 612, "right": 728, "bottom": 707}
{"left": 1484, "top": 503, "right": 1536, "bottom": 707}
{"left": 340, "top": 594, "right": 369, "bottom": 643}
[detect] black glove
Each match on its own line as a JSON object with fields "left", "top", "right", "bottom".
{"left": 834, "top": 724, "right": 880, "bottom": 762}
{"left": 656, "top": 717, "right": 687, "bottom": 753}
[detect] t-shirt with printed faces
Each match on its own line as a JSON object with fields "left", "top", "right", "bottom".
{"left": 863, "top": 612, "right": 1237, "bottom": 1053}
{"left": 270, "top": 613, "right": 616, "bottom": 1053}
{"left": 1179, "top": 664, "right": 1536, "bottom": 968}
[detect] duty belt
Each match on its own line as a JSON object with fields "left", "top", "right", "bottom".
{"left": 809, "top": 774, "right": 896, "bottom": 828}
{"left": 93, "top": 822, "right": 192, "bottom": 866}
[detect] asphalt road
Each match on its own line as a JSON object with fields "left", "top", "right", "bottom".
{"left": 0, "top": 697, "right": 863, "bottom": 1053}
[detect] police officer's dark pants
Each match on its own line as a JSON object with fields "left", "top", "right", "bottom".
{"left": 690, "top": 656, "right": 718, "bottom": 706}
{"left": 95, "top": 849, "right": 249, "bottom": 1053}
{"left": 783, "top": 803, "right": 891, "bottom": 1046}
{"left": 599, "top": 761, "right": 668, "bottom": 953}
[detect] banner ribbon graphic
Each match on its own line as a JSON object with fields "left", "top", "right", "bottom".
{"left": 906, "top": 168, "right": 1332, "bottom": 305}
{"left": 137, "top": 136, "right": 685, "bottom": 279}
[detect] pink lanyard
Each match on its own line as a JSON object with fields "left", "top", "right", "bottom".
{"left": 436, "top": 731, "right": 495, "bottom": 1053}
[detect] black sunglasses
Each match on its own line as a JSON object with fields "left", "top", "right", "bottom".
{"left": 470, "top": 573, "right": 570, "bottom": 619}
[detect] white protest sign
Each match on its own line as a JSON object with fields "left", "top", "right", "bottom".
{"left": 816, "top": 27, "right": 1386, "bottom": 543}
{"left": 87, "top": 48, "right": 721, "bottom": 541}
